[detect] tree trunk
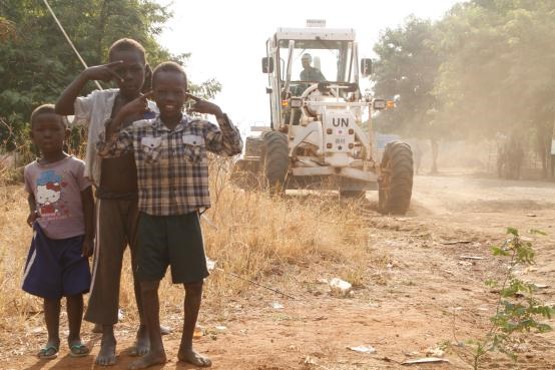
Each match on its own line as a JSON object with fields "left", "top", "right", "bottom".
{"left": 535, "top": 120, "right": 554, "bottom": 179}
{"left": 430, "top": 138, "right": 439, "bottom": 174}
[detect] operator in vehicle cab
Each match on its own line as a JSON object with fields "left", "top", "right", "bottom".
{"left": 300, "top": 53, "right": 325, "bottom": 81}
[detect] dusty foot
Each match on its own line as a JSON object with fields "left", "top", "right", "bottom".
{"left": 128, "top": 350, "right": 166, "bottom": 370}
{"left": 95, "top": 336, "right": 117, "bottom": 366}
{"left": 129, "top": 325, "right": 149, "bottom": 357}
{"left": 178, "top": 349, "right": 212, "bottom": 367}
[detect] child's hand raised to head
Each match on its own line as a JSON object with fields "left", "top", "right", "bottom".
{"left": 118, "top": 91, "right": 154, "bottom": 119}
{"left": 83, "top": 61, "right": 125, "bottom": 83}
{"left": 108, "top": 91, "right": 154, "bottom": 136}
{"left": 186, "top": 93, "right": 224, "bottom": 119}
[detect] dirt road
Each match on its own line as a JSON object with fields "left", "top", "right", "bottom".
{"left": 9, "top": 173, "right": 555, "bottom": 369}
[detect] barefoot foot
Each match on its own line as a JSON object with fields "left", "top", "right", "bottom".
{"left": 96, "top": 336, "right": 117, "bottom": 366}
{"left": 130, "top": 325, "right": 149, "bottom": 357}
{"left": 128, "top": 350, "right": 166, "bottom": 370}
{"left": 178, "top": 349, "right": 212, "bottom": 367}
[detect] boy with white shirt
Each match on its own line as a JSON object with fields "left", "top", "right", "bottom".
{"left": 55, "top": 38, "right": 157, "bottom": 366}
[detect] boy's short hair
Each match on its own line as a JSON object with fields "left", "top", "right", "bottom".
{"left": 30, "top": 104, "right": 66, "bottom": 129}
{"left": 152, "top": 61, "right": 187, "bottom": 87}
{"left": 108, "top": 38, "right": 146, "bottom": 63}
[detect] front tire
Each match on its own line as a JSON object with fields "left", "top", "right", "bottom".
{"left": 262, "top": 131, "right": 289, "bottom": 193}
{"left": 379, "top": 141, "right": 413, "bottom": 215}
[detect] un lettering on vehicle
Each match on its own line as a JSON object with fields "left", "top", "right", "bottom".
{"left": 324, "top": 113, "right": 355, "bottom": 153}
{"left": 332, "top": 117, "right": 350, "bottom": 127}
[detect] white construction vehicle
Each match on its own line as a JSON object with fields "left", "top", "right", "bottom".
{"left": 233, "top": 21, "right": 413, "bottom": 214}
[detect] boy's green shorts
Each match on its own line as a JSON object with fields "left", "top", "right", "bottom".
{"left": 136, "top": 212, "right": 209, "bottom": 284}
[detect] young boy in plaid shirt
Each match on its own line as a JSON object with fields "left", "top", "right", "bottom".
{"left": 97, "top": 61, "right": 242, "bottom": 369}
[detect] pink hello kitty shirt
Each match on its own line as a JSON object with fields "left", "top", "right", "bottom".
{"left": 24, "top": 156, "right": 92, "bottom": 239}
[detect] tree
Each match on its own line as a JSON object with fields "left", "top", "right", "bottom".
{"left": 0, "top": 0, "right": 221, "bottom": 150}
{"left": 372, "top": 16, "right": 444, "bottom": 172}
{"left": 370, "top": 1, "right": 555, "bottom": 177}
{"left": 373, "top": 16, "right": 441, "bottom": 136}
{"left": 433, "top": 0, "right": 555, "bottom": 176}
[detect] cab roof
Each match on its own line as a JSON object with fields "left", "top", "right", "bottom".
{"left": 274, "top": 27, "right": 356, "bottom": 41}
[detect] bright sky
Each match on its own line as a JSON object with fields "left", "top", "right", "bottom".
{"left": 157, "top": 0, "right": 461, "bottom": 132}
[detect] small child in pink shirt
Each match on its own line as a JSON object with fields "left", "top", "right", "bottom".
{"left": 22, "top": 104, "right": 94, "bottom": 360}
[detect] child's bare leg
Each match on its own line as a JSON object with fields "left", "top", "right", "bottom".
{"left": 66, "top": 294, "right": 89, "bottom": 356}
{"left": 132, "top": 276, "right": 150, "bottom": 356}
{"left": 130, "top": 234, "right": 170, "bottom": 356}
{"left": 38, "top": 298, "right": 61, "bottom": 358}
{"left": 96, "top": 325, "right": 117, "bottom": 366}
{"left": 178, "top": 281, "right": 211, "bottom": 367}
{"left": 128, "top": 277, "right": 172, "bottom": 356}
{"left": 128, "top": 280, "right": 166, "bottom": 370}
{"left": 67, "top": 294, "right": 83, "bottom": 343}
{"left": 44, "top": 298, "right": 61, "bottom": 345}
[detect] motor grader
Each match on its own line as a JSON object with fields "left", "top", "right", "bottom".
{"left": 233, "top": 21, "right": 413, "bottom": 214}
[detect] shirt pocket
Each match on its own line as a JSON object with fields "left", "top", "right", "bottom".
{"left": 182, "top": 134, "right": 205, "bottom": 163}
{"left": 140, "top": 136, "right": 162, "bottom": 163}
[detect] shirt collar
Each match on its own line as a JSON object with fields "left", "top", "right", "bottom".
{"left": 153, "top": 114, "right": 191, "bottom": 132}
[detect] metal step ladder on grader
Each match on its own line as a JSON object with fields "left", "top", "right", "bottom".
{"left": 232, "top": 20, "right": 413, "bottom": 215}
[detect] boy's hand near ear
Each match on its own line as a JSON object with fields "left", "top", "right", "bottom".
{"left": 186, "top": 93, "right": 224, "bottom": 119}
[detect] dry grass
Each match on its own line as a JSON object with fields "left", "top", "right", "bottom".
{"left": 0, "top": 157, "right": 373, "bottom": 358}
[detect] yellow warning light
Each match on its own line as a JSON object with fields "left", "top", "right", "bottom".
{"left": 281, "top": 100, "right": 289, "bottom": 108}
{"left": 386, "top": 100, "right": 395, "bottom": 109}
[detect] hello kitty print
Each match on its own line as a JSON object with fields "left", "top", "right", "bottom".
{"left": 35, "top": 170, "right": 66, "bottom": 216}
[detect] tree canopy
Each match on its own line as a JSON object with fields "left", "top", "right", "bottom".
{"left": 372, "top": 0, "right": 555, "bottom": 146}
{"left": 372, "top": 16, "right": 441, "bottom": 139}
{"left": 0, "top": 0, "right": 220, "bottom": 149}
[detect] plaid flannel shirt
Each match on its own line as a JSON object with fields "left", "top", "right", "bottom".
{"left": 97, "top": 114, "right": 243, "bottom": 216}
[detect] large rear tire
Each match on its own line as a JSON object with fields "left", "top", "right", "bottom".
{"left": 379, "top": 141, "right": 413, "bottom": 215}
{"left": 262, "top": 131, "right": 289, "bottom": 192}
